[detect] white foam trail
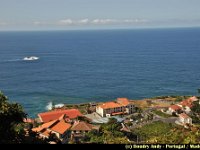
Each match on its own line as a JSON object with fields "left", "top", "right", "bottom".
{"left": 1, "top": 59, "right": 22, "bottom": 62}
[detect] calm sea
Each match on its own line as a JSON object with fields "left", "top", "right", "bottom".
{"left": 0, "top": 28, "right": 200, "bottom": 117}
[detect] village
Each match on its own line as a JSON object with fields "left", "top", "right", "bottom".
{"left": 24, "top": 96, "right": 200, "bottom": 144}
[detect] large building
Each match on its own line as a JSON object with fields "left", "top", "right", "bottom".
{"left": 38, "top": 109, "right": 82, "bottom": 123}
{"left": 32, "top": 114, "right": 71, "bottom": 141}
{"left": 96, "top": 98, "right": 135, "bottom": 117}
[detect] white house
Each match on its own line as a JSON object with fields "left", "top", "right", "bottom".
{"left": 96, "top": 98, "right": 135, "bottom": 117}
{"left": 167, "top": 96, "right": 198, "bottom": 115}
{"left": 167, "top": 105, "right": 182, "bottom": 115}
{"left": 178, "top": 113, "right": 192, "bottom": 125}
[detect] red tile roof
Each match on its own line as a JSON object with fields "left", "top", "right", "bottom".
{"left": 179, "top": 96, "right": 198, "bottom": 108}
{"left": 50, "top": 120, "right": 71, "bottom": 134}
{"left": 38, "top": 109, "right": 82, "bottom": 123}
{"left": 98, "top": 102, "right": 122, "bottom": 109}
{"left": 187, "top": 96, "right": 198, "bottom": 102}
{"left": 117, "top": 98, "right": 130, "bottom": 106}
{"left": 32, "top": 120, "right": 57, "bottom": 132}
{"left": 179, "top": 113, "right": 190, "bottom": 119}
{"left": 71, "top": 121, "right": 93, "bottom": 131}
{"left": 40, "top": 129, "right": 50, "bottom": 137}
{"left": 179, "top": 100, "right": 193, "bottom": 108}
{"left": 32, "top": 115, "right": 71, "bottom": 136}
{"left": 169, "top": 105, "right": 182, "bottom": 110}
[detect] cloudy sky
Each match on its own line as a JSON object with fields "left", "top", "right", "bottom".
{"left": 0, "top": 0, "right": 200, "bottom": 30}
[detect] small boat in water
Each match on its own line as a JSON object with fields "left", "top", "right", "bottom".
{"left": 23, "top": 56, "right": 39, "bottom": 61}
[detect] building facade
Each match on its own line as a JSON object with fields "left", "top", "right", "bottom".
{"left": 96, "top": 98, "right": 135, "bottom": 117}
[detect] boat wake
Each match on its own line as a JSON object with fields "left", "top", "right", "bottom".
{"left": 1, "top": 59, "right": 22, "bottom": 63}
{"left": 0, "top": 57, "right": 39, "bottom": 63}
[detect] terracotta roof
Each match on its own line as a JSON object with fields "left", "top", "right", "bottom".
{"left": 71, "top": 121, "right": 93, "bottom": 131}
{"left": 169, "top": 105, "right": 182, "bottom": 110}
{"left": 179, "top": 113, "right": 190, "bottom": 119}
{"left": 32, "top": 120, "right": 57, "bottom": 132}
{"left": 179, "top": 96, "right": 198, "bottom": 108}
{"left": 179, "top": 100, "right": 193, "bottom": 108}
{"left": 98, "top": 102, "right": 122, "bottom": 109}
{"left": 187, "top": 96, "right": 198, "bottom": 102}
{"left": 117, "top": 98, "right": 130, "bottom": 106}
{"left": 32, "top": 115, "right": 71, "bottom": 136}
{"left": 38, "top": 109, "right": 82, "bottom": 123}
{"left": 50, "top": 120, "right": 71, "bottom": 134}
{"left": 40, "top": 129, "right": 50, "bottom": 137}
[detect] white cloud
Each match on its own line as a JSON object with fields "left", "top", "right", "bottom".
{"left": 78, "top": 18, "right": 89, "bottom": 24}
{"left": 57, "top": 18, "right": 148, "bottom": 26}
{"left": 123, "top": 19, "right": 148, "bottom": 23}
{"left": 58, "top": 19, "right": 73, "bottom": 25}
{"left": 91, "top": 19, "right": 117, "bottom": 24}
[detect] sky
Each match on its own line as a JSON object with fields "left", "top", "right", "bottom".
{"left": 0, "top": 0, "right": 200, "bottom": 30}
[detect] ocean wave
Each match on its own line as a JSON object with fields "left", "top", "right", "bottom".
{"left": 46, "top": 102, "right": 53, "bottom": 111}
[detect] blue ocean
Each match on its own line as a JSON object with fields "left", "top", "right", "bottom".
{"left": 0, "top": 28, "right": 200, "bottom": 117}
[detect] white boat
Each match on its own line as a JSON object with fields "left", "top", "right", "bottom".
{"left": 23, "top": 56, "right": 39, "bottom": 61}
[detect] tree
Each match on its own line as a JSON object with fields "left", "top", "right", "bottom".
{"left": 83, "top": 118, "right": 129, "bottom": 144}
{"left": 0, "top": 91, "right": 47, "bottom": 144}
{"left": 48, "top": 133, "right": 61, "bottom": 144}
{"left": 0, "top": 91, "right": 27, "bottom": 144}
{"left": 191, "top": 101, "right": 200, "bottom": 114}
{"left": 191, "top": 101, "right": 200, "bottom": 123}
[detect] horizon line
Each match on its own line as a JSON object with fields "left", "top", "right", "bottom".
{"left": 0, "top": 26, "right": 200, "bottom": 32}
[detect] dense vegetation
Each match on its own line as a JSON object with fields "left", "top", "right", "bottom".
{"left": 191, "top": 100, "right": 200, "bottom": 124}
{"left": 0, "top": 91, "right": 47, "bottom": 144}
{"left": 84, "top": 118, "right": 130, "bottom": 144}
{"left": 133, "top": 121, "right": 174, "bottom": 143}
{"left": 133, "top": 121, "right": 200, "bottom": 144}
{"left": 1, "top": 91, "right": 200, "bottom": 144}
{"left": 0, "top": 91, "right": 27, "bottom": 144}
